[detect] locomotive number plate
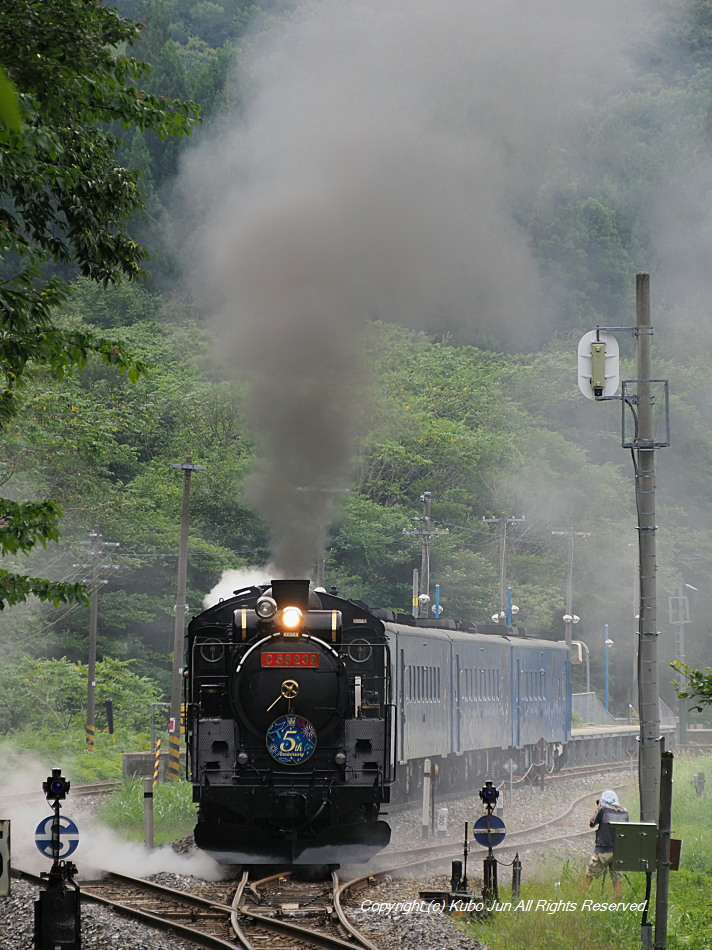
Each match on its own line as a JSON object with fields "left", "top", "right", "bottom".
{"left": 261, "top": 652, "right": 319, "bottom": 668}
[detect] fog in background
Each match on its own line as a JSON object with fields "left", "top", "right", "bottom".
{"left": 179, "top": 0, "right": 659, "bottom": 576}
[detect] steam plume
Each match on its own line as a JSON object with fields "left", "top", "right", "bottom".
{"left": 180, "top": 0, "right": 645, "bottom": 573}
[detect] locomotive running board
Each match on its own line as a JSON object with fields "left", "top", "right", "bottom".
{"left": 194, "top": 819, "right": 391, "bottom": 865}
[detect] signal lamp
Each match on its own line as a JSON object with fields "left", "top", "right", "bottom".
{"left": 237, "top": 752, "right": 250, "bottom": 766}
{"left": 43, "top": 768, "right": 70, "bottom": 801}
{"left": 255, "top": 595, "right": 278, "bottom": 619}
{"left": 280, "top": 606, "right": 303, "bottom": 631}
{"left": 334, "top": 752, "right": 347, "bottom": 767}
{"left": 479, "top": 780, "right": 499, "bottom": 810}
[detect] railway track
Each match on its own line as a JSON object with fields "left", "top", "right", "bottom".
{"left": 386, "top": 761, "right": 635, "bottom": 816}
{"left": 0, "top": 779, "right": 121, "bottom": 810}
{"left": 365, "top": 781, "right": 630, "bottom": 880}
{"left": 13, "top": 866, "right": 383, "bottom": 950}
{"left": 231, "top": 869, "right": 380, "bottom": 950}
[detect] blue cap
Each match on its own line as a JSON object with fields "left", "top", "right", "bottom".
{"left": 600, "top": 790, "right": 618, "bottom": 805}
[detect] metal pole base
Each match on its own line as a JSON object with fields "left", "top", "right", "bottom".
{"left": 483, "top": 852, "right": 498, "bottom": 903}
{"left": 34, "top": 862, "right": 81, "bottom": 949}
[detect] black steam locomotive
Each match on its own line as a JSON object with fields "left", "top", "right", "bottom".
{"left": 186, "top": 579, "right": 570, "bottom": 865}
{"left": 187, "top": 579, "right": 394, "bottom": 864}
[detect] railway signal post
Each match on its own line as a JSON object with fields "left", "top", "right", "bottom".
{"left": 34, "top": 769, "right": 81, "bottom": 950}
{"left": 475, "top": 781, "right": 505, "bottom": 903}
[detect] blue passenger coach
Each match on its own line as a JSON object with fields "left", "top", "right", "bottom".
{"left": 384, "top": 620, "right": 570, "bottom": 791}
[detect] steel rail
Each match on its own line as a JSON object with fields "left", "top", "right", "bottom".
{"left": 14, "top": 867, "right": 238, "bottom": 950}
{"left": 231, "top": 868, "right": 376, "bottom": 950}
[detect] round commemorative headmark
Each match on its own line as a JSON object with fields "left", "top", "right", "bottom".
{"left": 266, "top": 714, "right": 317, "bottom": 765}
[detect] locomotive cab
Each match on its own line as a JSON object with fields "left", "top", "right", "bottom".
{"left": 188, "top": 580, "right": 394, "bottom": 865}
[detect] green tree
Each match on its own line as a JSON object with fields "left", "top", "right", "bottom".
{"left": 0, "top": 67, "right": 21, "bottom": 131}
{"left": 671, "top": 661, "right": 712, "bottom": 712}
{"left": 0, "top": 656, "right": 161, "bottom": 734}
{"left": 0, "top": 0, "right": 198, "bottom": 608}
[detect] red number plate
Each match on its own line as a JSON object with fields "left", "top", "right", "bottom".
{"left": 261, "top": 652, "right": 320, "bottom": 668}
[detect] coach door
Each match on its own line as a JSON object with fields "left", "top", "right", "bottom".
{"left": 454, "top": 652, "right": 462, "bottom": 754}
{"left": 399, "top": 645, "right": 406, "bottom": 765}
{"left": 513, "top": 656, "right": 521, "bottom": 748}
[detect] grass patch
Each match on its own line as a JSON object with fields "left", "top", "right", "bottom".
{"left": 462, "top": 753, "right": 712, "bottom": 949}
{"left": 98, "top": 778, "right": 197, "bottom": 845}
{"left": 1, "top": 727, "right": 151, "bottom": 781}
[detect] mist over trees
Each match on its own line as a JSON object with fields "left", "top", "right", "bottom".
{"left": 1, "top": 0, "right": 712, "bottom": 740}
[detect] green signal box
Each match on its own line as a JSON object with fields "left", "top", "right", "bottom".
{"left": 610, "top": 822, "right": 657, "bottom": 873}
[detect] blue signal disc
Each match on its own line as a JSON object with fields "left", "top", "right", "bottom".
{"left": 472, "top": 814, "right": 506, "bottom": 848}
{"left": 266, "top": 714, "right": 317, "bottom": 765}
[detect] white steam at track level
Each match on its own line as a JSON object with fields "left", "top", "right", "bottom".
{"left": 0, "top": 744, "right": 227, "bottom": 881}
{"left": 180, "top": 0, "right": 648, "bottom": 575}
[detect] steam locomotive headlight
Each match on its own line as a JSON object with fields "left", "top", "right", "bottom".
{"left": 280, "top": 606, "right": 303, "bottom": 631}
{"left": 255, "top": 595, "right": 278, "bottom": 619}
{"left": 237, "top": 751, "right": 250, "bottom": 766}
{"left": 334, "top": 752, "right": 347, "bottom": 767}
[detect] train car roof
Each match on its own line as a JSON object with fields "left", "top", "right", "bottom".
{"left": 381, "top": 620, "right": 569, "bottom": 653}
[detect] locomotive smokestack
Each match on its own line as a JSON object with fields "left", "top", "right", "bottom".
{"left": 270, "top": 578, "right": 312, "bottom": 611}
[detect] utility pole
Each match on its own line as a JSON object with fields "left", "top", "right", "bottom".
{"left": 635, "top": 274, "right": 660, "bottom": 826}
{"left": 82, "top": 529, "right": 119, "bottom": 750}
{"left": 404, "top": 492, "right": 448, "bottom": 618}
{"left": 551, "top": 528, "right": 590, "bottom": 646}
{"left": 483, "top": 513, "right": 525, "bottom": 623}
{"left": 577, "top": 272, "right": 670, "bottom": 947}
{"left": 167, "top": 456, "right": 204, "bottom": 782}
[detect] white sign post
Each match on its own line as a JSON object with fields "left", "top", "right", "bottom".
{"left": 0, "top": 820, "right": 9, "bottom": 897}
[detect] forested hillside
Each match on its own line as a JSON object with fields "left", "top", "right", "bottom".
{"left": 2, "top": 0, "right": 712, "bottom": 752}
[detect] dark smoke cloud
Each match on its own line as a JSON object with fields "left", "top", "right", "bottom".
{"left": 179, "top": 0, "right": 646, "bottom": 574}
